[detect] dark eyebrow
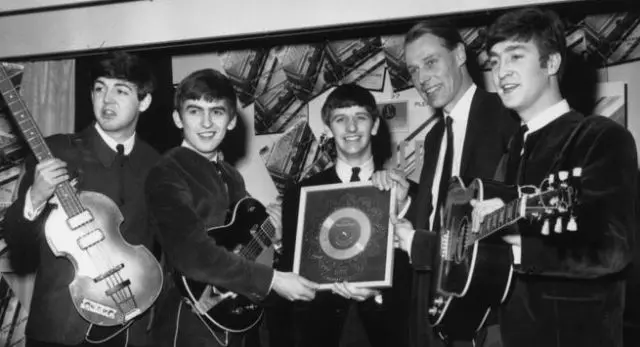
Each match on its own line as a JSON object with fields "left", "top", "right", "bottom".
{"left": 185, "top": 104, "right": 204, "bottom": 111}
{"left": 489, "top": 43, "right": 528, "bottom": 57}
{"left": 113, "top": 82, "right": 134, "bottom": 91}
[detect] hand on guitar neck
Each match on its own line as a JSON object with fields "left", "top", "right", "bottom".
{"left": 470, "top": 169, "right": 582, "bottom": 244}
{"left": 29, "top": 158, "right": 71, "bottom": 210}
{"left": 470, "top": 198, "right": 518, "bottom": 245}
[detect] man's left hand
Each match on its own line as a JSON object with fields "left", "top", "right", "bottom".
{"left": 331, "top": 281, "right": 380, "bottom": 302}
{"left": 266, "top": 202, "right": 283, "bottom": 242}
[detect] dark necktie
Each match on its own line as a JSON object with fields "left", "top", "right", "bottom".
{"left": 116, "top": 144, "right": 126, "bottom": 206}
{"left": 350, "top": 167, "right": 361, "bottom": 182}
{"left": 433, "top": 116, "right": 454, "bottom": 230}
{"left": 504, "top": 124, "right": 528, "bottom": 185}
{"left": 415, "top": 111, "right": 445, "bottom": 230}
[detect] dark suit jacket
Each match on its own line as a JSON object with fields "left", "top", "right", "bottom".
{"left": 2, "top": 125, "right": 160, "bottom": 345}
{"left": 406, "top": 88, "right": 518, "bottom": 347}
{"left": 145, "top": 146, "right": 274, "bottom": 347}
{"left": 497, "top": 111, "right": 636, "bottom": 347}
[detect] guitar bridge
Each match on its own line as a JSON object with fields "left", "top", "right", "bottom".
{"left": 93, "top": 263, "right": 125, "bottom": 283}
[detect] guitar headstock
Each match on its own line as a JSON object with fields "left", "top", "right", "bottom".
{"left": 522, "top": 167, "right": 581, "bottom": 235}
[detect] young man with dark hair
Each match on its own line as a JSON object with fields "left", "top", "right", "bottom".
{"left": 376, "top": 19, "right": 518, "bottom": 347}
{"left": 271, "top": 83, "right": 413, "bottom": 347}
{"left": 473, "top": 7, "right": 637, "bottom": 347}
{"left": 145, "top": 68, "right": 318, "bottom": 347}
{"left": 2, "top": 51, "right": 161, "bottom": 347}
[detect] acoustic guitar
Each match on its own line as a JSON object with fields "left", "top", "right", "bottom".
{"left": 429, "top": 171, "right": 580, "bottom": 343}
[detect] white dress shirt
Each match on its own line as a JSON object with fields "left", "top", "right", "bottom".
{"left": 511, "top": 99, "right": 570, "bottom": 264}
{"left": 428, "top": 84, "right": 476, "bottom": 229}
{"left": 335, "top": 156, "right": 375, "bottom": 183}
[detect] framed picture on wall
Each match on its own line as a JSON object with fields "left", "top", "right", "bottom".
{"left": 594, "top": 81, "right": 627, "bottom": 127}
{"left": 293, "top": 181, "right": 396, "bottom": 290}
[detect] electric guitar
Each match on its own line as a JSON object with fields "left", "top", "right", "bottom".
{"left": 429, "top": 170, "right": 580, "bottom": 343}
{"left": 175, "top": 196, "right": 278, "bottom": 333}
{"left": 0, "top": 63, "right": 163, "bottom": 327}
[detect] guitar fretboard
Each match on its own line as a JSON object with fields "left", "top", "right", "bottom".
{"left": 0, "top": 65, "right": 85, "bottom": 219}
{"left": 466, "top": 198, "right": 523, "bottom": 246}
{"left": 238, "top": 217, "right": 277, "bottom": 261}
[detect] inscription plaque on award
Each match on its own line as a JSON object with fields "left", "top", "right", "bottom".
{"left": 293, "top": 181, "right": 396, "bottom": 289}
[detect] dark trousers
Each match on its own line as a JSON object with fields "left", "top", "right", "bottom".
{"left": 500, "top": 276, "right": 624, "bottom": 347}
{"left": 291, "top": 293, "right": 409, "bottom": 347}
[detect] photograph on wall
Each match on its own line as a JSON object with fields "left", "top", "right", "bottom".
{"left": 293, "top": 182, "right": 396, "bottom": 289}
{"left": 566, "top": 13, "right": 640, "bottom": 66}
{"left": 220, "top": 49, "right": 268, "bottom": 107}
{"left": 594, "top": 81, "right": 627, "bottom": 127}
{"left": 323, "top": 38, "right": 386, "bottom": 91}
{"left": 378, "top": 100, "right": 409, "bottom": 132}
{"left": 259, "top": 108, "right": 333, "bottom": 195}
{"left": 280, "top": 44, "right": 326, "bottom": 102}
{"left": 253, "top": 48, "right": 307, "bottom": 135}
{"left": 381, "top": 35, "right": 413, "bottom": 92}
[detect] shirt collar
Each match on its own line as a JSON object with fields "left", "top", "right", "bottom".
{"left": 94, "top": 123, "right": 135, "bottom": 155}
{"left": 524, "top": 99, "right": 570, "bottom": 136}
{"left": 335, "top": 156, "right": 374, "bottom": 183}
{"left": 181, "top": 140, "right": 222, "bottom": 162}
{"left": 444, "top": 84, "right": 476, "bottom": 124}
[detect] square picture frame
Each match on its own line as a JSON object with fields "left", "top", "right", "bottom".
{"left": 293, "top": 181, "right": 396, "bottom": 290}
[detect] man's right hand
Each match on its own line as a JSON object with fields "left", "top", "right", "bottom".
{"left": 30, "top": 158, "right": 69, "bottom": 208}
{"left": 392, "top": 216, "right": 415, "bottom": 254}
{"left": 272, "top": 271, "right": 319, "bottom": 302}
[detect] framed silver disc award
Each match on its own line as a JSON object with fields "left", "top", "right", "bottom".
{"left": 293, "top": 181, "right": 396, "bottom": 290}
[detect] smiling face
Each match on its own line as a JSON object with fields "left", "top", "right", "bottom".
{"left": 488, "top": 38, "right": 561, "bottom": 121}
{"left": 325, "top": 105, "right": 379, "bottom": 166}
{"left": 173, "top": 98, "right": 237, "bottom": 160}
{"left": 91, "top": 77, "right": 151, "bottom": 141}
{"left": 405, "top": 33, "right": 467, "bottom": 112}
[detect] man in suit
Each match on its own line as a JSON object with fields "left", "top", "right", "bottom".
{"left": 271, "top": 83, "right": 412, "bottom": 347}
{"left": 2, "top": 51, "right": 160, "bottom": 347}
{"left": 472, "top": 7, "right": 637, "bottom": 347}
{"left": 144, "top": 68, "right": 318, "bottom": 347}
{"left": 376, "top": 20, "right": 518, "bottom": 347}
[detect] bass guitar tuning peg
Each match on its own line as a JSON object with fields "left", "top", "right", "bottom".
{"left": 541, "top": 219, "right": 550, "bottom": 235}
{"left": 554, "top": 217, "right": 563, "bottom": 233}
{"left": 572, "top": 167, "right": 582, "bottom": 178}
{"left": 567, "top": 215, "right": 577, "bottom": 232}
{"left": 558, "top": 171, "right": 568, "bottom": 182}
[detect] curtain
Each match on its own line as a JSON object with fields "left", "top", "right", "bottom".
{"left": 21, "top": 59, "right": 75, "bottom": 136}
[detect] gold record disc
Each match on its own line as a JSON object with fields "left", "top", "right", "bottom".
{"left": 318, "top": 207, "right": 371, "bottom": 260}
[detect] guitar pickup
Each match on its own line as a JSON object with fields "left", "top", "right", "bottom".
{"left": 67, "top": 210, "right": 93, "bottom": 230}
{"left": 77, "top": 229, "right": 105, "bottom": 250}
{"left": 93, "top": 263, "right": 125, "bottom": 283}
